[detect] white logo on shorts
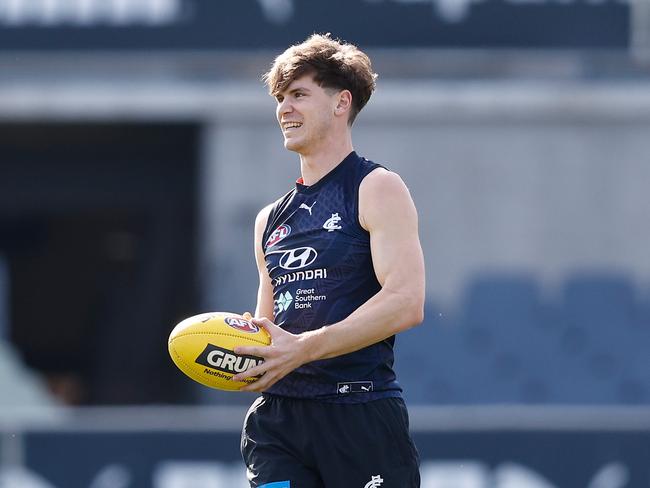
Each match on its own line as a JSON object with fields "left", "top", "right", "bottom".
{"left": 364, "top": 475, "right": 384, "bottom": 488}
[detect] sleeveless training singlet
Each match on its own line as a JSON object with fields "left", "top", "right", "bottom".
{"left": 261, "top": 151, "right": 402, "bottom": 403}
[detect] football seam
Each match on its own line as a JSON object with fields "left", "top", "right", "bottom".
{"left": 169, "top": 331, "right": 270, "bottom": 346}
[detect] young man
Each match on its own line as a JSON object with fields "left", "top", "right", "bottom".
{"left": 232, "top": 34, "right": 425, "bottom": 488}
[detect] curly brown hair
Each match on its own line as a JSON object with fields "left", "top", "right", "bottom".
{"left": 263, "top": 33, "right": 378, "bottom": 125}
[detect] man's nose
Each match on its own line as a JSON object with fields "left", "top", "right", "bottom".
{"left": 278, "top": 98, "right": 292, "bottom": 116}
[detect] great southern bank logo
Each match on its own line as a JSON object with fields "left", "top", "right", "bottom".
{"left": 275, "top": 291, "right": 293, "bottom": 313}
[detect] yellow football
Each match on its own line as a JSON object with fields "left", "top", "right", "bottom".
{"left": 168, "top": 312, "right": 270, "bottom": 391}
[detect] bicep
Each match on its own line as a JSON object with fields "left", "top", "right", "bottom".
{"left": 361, "top": 171, "right": 425, "bottom": 295}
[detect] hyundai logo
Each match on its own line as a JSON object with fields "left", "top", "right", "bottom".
{"left": 271, "top": 247, "right": 318, "bottom": 270}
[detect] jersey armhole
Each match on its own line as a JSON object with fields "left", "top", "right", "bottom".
{"left": 259, "top": 205, "right": 274, "bottom": 254}
{"left": 261, "top": 188, "right": 295, "bottom": 252}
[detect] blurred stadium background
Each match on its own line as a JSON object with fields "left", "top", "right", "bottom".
{"left": 1, "top": 0, "right": 650, "bottom": 486}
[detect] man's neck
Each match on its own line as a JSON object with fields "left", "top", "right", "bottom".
{"left": 298, "top": 138, "right": 354, "bottom": 186}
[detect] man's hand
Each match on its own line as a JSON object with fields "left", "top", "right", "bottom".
{"left": 231, "top": 317, "right": 311, "bottom": 392}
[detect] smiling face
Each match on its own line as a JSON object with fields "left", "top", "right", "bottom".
{"left": 275, "top": 74, "right": 340, "bottom": 155}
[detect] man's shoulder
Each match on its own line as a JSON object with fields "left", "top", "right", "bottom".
{"left": 354, "top": 153, "right": 386, "bottom": 176}
{"left": 257, "top": 188, "right": 296, "bottom": 228}
{"left": 255, "top": 203, "right": 274, "bottom": 227}
{"left": 358, "top": 168, "right": 416, "bottom": 231}
{"left": 360, "top": 166, "right": 406, "bottom": 195}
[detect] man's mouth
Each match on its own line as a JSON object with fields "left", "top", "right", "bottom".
{"left": 282, "top": 122, "right": 303, "bottom": 131}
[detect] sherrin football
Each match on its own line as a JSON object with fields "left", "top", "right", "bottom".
{"left": 168, "top": 312, "right": 270, "bottom": 391}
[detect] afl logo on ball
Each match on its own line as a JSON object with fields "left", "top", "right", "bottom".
{"left": 266, "top": 224, "right": 291, "bottom": 248}
{"left": 224, "top": 317, "right": 259, "bottom": 333}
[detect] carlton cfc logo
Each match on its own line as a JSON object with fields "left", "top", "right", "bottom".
{"left": 224, "top": 317, "right": 260, "bottom": 333}
{"left": 266, "top": 224, "right": 291, "bottom": 248}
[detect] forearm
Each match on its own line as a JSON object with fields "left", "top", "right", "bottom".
{"left": 300, "top": 285, "right": 424, "bottom": 362}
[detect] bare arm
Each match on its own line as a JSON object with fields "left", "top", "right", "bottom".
{"left": 254, "top": 204, "right": 275, "bottom": 320}
{"left": 234, "top": 169, "right": 425, "bottom": 390}
{"left": 300, "top": 168, "right": 425, "bottom": 358}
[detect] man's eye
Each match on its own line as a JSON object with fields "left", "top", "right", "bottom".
{"left": 295, "top": 92, "right": 304, "bottom": 98}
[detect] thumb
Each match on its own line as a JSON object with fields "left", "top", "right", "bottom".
{"left": 242, "top": 311, "right": 253, "bottom": 321}
{"left": 251, "top": 317, "right": 278, "bottom": 334}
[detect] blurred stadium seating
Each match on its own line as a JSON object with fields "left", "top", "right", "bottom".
{"left": 397, "top": 272, "right": 650, "bottom": 405}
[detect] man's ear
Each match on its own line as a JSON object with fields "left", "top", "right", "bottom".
{"left": 334, "top": 90, "right": 352, "bottom": 116}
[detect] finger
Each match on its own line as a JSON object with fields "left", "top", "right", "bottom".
{"left": 231, "top": 360, "right": 270, "bottom": 383}
{"left": 239, "top": 372, "right": 276, "bottom": 392}
{"left": 251, "top": 317, "right": 279, "bottom": 334}
{"left": 242, "top": 311, "right": 253, "bottom": 321}
{"left": 234, "top": 345, "right": 268, "bottom": 357}
{"left": 240, "top": 382, "right": 266, "bottom": 392}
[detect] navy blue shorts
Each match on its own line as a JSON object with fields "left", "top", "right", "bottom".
{"left": 241, "top": 394, "right": 420, "bottom": 488}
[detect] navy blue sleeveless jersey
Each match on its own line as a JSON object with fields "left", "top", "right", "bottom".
{"left": 261, "top": 151, "right": 402, "bottom": 403}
